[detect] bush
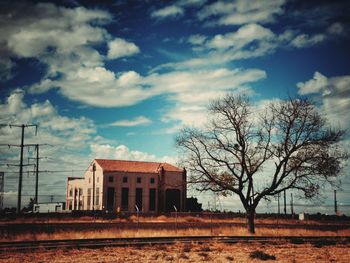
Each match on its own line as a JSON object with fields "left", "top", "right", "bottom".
{"left": 250, "top": 250, "right": 276, "bottom": 261}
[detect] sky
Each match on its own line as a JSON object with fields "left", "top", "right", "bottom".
{"left": 0, "top": 0, "right": 349, "bottom": 214}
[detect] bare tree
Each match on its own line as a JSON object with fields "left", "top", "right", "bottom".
{"left": 176, "top": 95, "right": 347, "bottom": 233}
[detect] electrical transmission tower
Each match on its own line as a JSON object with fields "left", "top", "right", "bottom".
{"left": 6, "top": 124, "right": 38, "bottom": 213}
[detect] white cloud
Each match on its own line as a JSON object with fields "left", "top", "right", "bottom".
{"left": 29, "top": 67, "right": 153, "bottom": 107}
{"left": 151, "top": 5, "right": 184, "bottom": 19}
{"left": 198, "top": 0, "right": 286, "bottom": 26}
{"left": 297, "top": 72, "right": 350, "bottom": 129}
{"left": 0, "top": 2, "right": 148, "bottom": 108}
{"left": 297, "top": 72, "right": 328, "bottom": 95}
{"left": 146, "top": 68, "right": 266, "bottom": 130}
{"left": 291, "top": 34, "right": 326, "bottom": 48}
{"left": 188, "top": 34, "right": 207, "bottom": 45}
{"left": 108, "top": 116, "right": 152, "bottom": 127}
{"left": 158, "top": 24, "right": 277, "bottom": 70}
{"left": 90, "top": 143, "right": 177, "bottom": 164}
{"left": 206, "top": 23, "right": 275, "bottom": 50}
{"left": 107, "top": 38, "right": 140, "bottom": 59}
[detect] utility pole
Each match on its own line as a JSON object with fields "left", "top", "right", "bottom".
{"left": 18, "top": 125, "right": 25, "bottom": 214}
{"left": 28, "top": 144, "right": 50, "bottom": 204}
{"left": 334, "top": 190, "right": 338, "bottom": 215}
{"left": 92, "top": 163, "right": 96, "bottom": 211}
{"left": 283, "top": 190, "right": 287, "bottom": 215}
{"left": 277, "top": 193, "right": 280, "bottom": 215}
{"left": 0, "top": 172, "right": 4, "bottom": 210}
{"left": 9, "top": 124, "right": 37, "bottom": 213}
{"left": 290, "top": 193, "right": 294, "bottom": 215}
{"left": 35, "top": 144, "right": 39, "bottom": 204}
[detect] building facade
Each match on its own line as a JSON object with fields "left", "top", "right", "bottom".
{"left": 66, "top": 159, "right": 186, "bottom": 213}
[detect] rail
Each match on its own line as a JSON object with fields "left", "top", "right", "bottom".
{"left": 0, "top": 235, "right": 349, "bottom": 252}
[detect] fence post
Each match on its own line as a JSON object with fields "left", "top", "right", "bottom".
{"left": 135, "top": 205, "right": 139, "bottom": 233}
{"left": 173, "top": 205, "right": 178, "bottom": 235}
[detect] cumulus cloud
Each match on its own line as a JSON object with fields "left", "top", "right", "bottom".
{"left": 151, "top": 5, "right": 184, "bottom": 19}
{"left": 107, "top": 38, "right": 140, "bottom": 59}
{"left": 297, "top": 72, "right": 350, "bottom": 129}
{"left": 29, "top": 67, "right": 152, "bottom": 107}
{"left": 161, "top": 23, "right": 277, "bottom": 70}
{"left": 187, "top": 34, "right": 207, "bottom": 45}
{"left": 146, "top": 68, "right": 266, "bottom": 130}
{"left": 297, "top": 72, "right": 328, "bottom": 95}
{"left": 198, "top": 0, "right": 286, "bottom": 26}
{"left": 206, "top": 23, "right": 275, "bottom": 50}
{"left": 108, "top": 116, "right": 152, "bottom": 127}
{"left": 290, "top": 34, "right": 326, "bottom": 48}
{"left": 165, "top": 22, "right": 333, "bottom": 72}
{"left": 90, "top": 143, "right": 177, "bottom": 164}
{"left": 0, "top": 2, "right": 144, "bottom": 107}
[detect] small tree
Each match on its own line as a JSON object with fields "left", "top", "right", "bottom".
{"left": 176, "top": 94, "right": 347, "bottom": 233}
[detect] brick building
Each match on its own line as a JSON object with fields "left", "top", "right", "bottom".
{"left": 66, "top": 159, "right": 186, "bottom": 213}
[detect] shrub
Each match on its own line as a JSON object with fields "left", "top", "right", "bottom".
{"left": 249, "top": 250, "right": 276, "bottom": 261}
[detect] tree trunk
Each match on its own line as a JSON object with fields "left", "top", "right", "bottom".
{"left": 247, "top": 207, "right": 255, "bottom": 234}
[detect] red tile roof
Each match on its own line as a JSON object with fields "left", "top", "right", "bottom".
{"left": 95, "top": 159, "right": 183, "bottom": 173}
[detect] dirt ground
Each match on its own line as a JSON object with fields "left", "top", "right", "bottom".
{"left": 1, "top": 241, "right": 349, "bottom": 263}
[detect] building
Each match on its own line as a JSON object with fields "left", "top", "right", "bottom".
{"left": 66, "top": 159, "right": 186, "bottom": 213}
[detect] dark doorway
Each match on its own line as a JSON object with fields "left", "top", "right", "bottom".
{"left": 135, "top": 188, "right": 143, "bottom": 211}
{"left": 149, "top": 188, "right": 156, "bottom": 211}
{"left": 165, "top": 189, "right": 181, "bottom": 212}
{"left": 121, "top": 188, "right": 129, "bottom": 211}
{"left": 107, "top": 187, "right": 115, "bottom": 211}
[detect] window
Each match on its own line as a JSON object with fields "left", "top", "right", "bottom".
{"left": 69, "top": 189, "right": 73, "bottom": 197}
{"left": 95, "top": 187, "right": 100, "bottom": 206}
{"left": 121, "top": 188, "right": 129, "bottom": 210}
{"left": 123, "top": 176, "right": 128, "bottom": 183}
{"left": 137, "top": 177, "right": 141, "bottom": 183}
{"left": 97, "top": 177, "right": 99, "bottom": 183}
{"left": 87, "top": 188, "right": 91, "bottom": 209}
{"left": 135, "top": 188, "right": 143, "bottom": 211}
{"left": 149, "top": 188, "right": 156, "bottom": 211}
{"left": 150, "top": 178, "right": 155, "bottom": 184}
{"left": 108, "top": 176, "right": 114, "bottom": 183}
{"left": 79, "top": 188, "right": 83, "bottom": 196}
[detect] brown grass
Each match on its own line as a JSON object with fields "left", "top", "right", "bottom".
{"left": 1, "top": 241, "right": 349, "bottom": 263}
{"left": 2, "top": 226, "right": 349, "bottom": 242}
{"left": 0, "top": 215, "right": 336, "bottom": 225}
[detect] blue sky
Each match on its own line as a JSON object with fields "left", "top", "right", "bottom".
{"left": 1, "top": 0, "right": 350, "bottom": 214}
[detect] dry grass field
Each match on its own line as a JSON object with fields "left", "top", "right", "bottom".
{"left": 1, "top": 241, "right": 349, "bottom": 262}
{"left": 1, "top": 216, "right": 349, "bottom": 262}
{"left": 3, "top": 226, "right": 350, "bottom": 242}
{"left": 1, "top": 215, "right": 349, "bottom": 241}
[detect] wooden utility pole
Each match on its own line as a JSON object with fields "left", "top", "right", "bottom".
{"left": 334, "top": 190, "right": 338, "bottom": 215}
{"left": 283, "top": 190, "right": 287, "bottom": 215}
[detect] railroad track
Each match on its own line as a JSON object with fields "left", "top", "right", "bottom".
{"left": 0, "top": 236, "right": 349, "bottom": 252}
